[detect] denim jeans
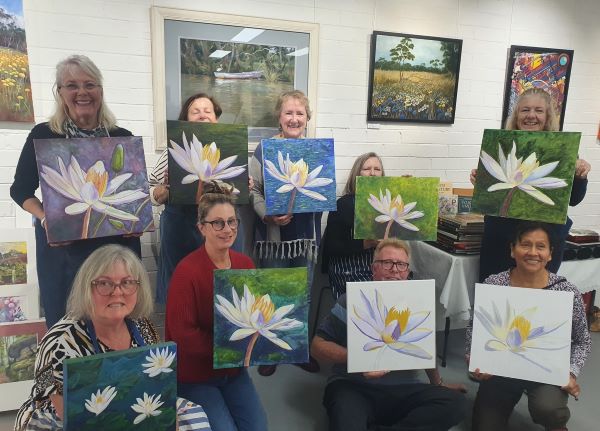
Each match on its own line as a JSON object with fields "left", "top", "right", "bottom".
{"left": 178, "top": 369, "right": 267, "bottom": 431}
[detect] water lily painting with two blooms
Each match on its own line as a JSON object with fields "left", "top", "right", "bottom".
{"left": 167, "top": 120, "right": 249, "bottom": 205}
{"left": 261, "top": 138, "right": 336, "bottom": 215}
{"left": 354, "top": 176, "right": 439, "bottom": 241}
{"left": 469, "top": 284, "right": 573, "bottom": 386}
{"left": 472, "top": 129, "right": 580, "bottom": 224}
{"left": 64, "top": 342, "right": 177, "bottom": 431}
{"left": 213, "top": 268, "right": 309, "bottom": 368}
{"left": 34, "top": 137, "right": 154, "bottom": 244}
{"left": 346, "top": 280, "right": 436, "bottom": 373}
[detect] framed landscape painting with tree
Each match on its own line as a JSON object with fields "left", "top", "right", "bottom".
{"left": 367, "top": 31, "right": 462, "bottom": 124}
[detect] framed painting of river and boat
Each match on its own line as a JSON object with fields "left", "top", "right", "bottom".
{"left": 150, "top": 7, "right": 319, "bottom": 150}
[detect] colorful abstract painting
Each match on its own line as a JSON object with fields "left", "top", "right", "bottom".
{"left": 261, "top": 138, "right": 336, "bottom": 215}
{"left": 0, "top": 0, "right": 34, "bottom": 122}
{"left": 0, "top": 241, "right": 26, "bottom": 285}
{"left": 0, "top": 296, "right": 26, "bottom": 323}
{"left": 0, "top": 319, "right": 46, "bottom": 411}
{"left": 34, "top": 137, "right": 154, "bottom": 243}
{"left": 354, "top": 176, "right": 439, "bottom": 241}
{"left": 472, "top": 129, "right": 580, "bottom": 224}
{"left": 213, "top": 267, "right": 309, "bottom": 368}
{"left": 469, "top": 283, "right": 573, "bottom": 386}
{"left": 346, "top": 280, "right": 436, "bottom": 373}
{"left": 502, "top": 46, "right": 573, "bottom": 130}
{"left": 167, "top": 120, "right": 248, "bottom": 205}
{"left": 64, "top": 342, "right": 177, "bottom": 431}
{"left": 367, "top": 32, "right": 462, "bottom": 124}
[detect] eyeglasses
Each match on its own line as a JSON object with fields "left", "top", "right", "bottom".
{"left": 92, "top": 278, "right": 140, "bottom": 296}
{"left": 374, "top": 259, "right": 409, "bottom": 272}
{"left": 201, "top": 218, "right": 240, "bottom": 231}
{"left": 60, "top": 82, "right": 101, "bottom": 92}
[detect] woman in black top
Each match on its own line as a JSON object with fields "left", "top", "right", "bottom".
{"left": 10, "top": 54, "right": 140, "bottom": 327}
{"left": 322, "top": 152, "right": 384, "bottom": 298}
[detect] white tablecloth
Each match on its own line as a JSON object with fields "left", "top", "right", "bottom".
{"left": 408, "top": 241, "right": 600, "bottom": 329}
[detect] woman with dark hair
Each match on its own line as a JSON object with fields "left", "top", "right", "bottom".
{"left": 165, "top": 182, "right": 267, "bottom": 431}
{"left": 149, "top": 93, "right": 244, "bottom": 303}
{"left": 321, "top": 152, "right": 384, "bottom": 298}
{"left": 10, "top": 54, "right": 141, "bottom": 327}
{"left": 471, "top": 88, "right": 591, "bottom": 282}
{"left": 466, "top": 222, "right": 591, "bottom": 431}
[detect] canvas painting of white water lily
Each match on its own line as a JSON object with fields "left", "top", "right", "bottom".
{"left": 261, "top": 138, "right": 336, "bottom": 215}
{"left": 469, "top": 283, "right": 573, "bottom": 386}
{"left": 354, "top": 176, "right": 439, "bottom": 241}
{"left": 213, "top": 267, "right": 309, "bottom": 368}
{"left": 167, "top": 120, "right": 248, "bottom": 205}
{"left": 64, "top": 342, "right": 177, "bottom": 431}
{"left": 472, "top": 129, "right": 580, "bottom": 224}
{"left": 346, "top": 280, "right": 436, "bottom": 373}
{"left": 34, "top": 137, "right": 154, "bottom": 243}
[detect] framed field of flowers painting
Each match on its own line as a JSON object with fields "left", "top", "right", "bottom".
{"left": 346, "top": 280, "right": 436, "bottom": 373}
{"left": 354, "top": 176, "right": 439, "bottom": 241}
{"left": 261, "top": 138, "right": 336, "bottom": 215}
{"left": 64, "top": 342, "right": 177, "bottom": 431}
{"left": 167, "top": 120, "right": 249, "bottom": 204}
{"left": 34, "top": 137, "right": 154, "bottom": 243}
{"left": 469, "top": 284, "right": 572, "bottom": 386}
{"left": 472, "top": 129, "right": 580, "bottom": 224}
{"left": 213, "top": 267, "right": 308, "bottom": 368}
{"left": 367, "top": 31, "right": 462, "bottom": 124}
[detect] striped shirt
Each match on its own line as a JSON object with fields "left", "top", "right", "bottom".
{"left": 148, "top": 149, "right": 169, "bottom": 205}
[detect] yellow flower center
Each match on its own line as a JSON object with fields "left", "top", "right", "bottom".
{"left": 86, "top": 161, "right": 108, "bottom": 197}
{"left": 385, "top": 306, "right": 410, "bottom": 335}
{"left": 289, "top": 159, "right": 308, "bottom": 186}
{"left": 390, "top": 195, "right": 405, "bottom": 214}
{"left": 251, "top": 294, "right": 275, "bottom": 322}
{"left": 96, "top": 395, "right": 104, "bottom": 403}
{"left": 509, "top": 315, "right": 531, "bottom": 343}
{"left": 516, "top": 159, "right": 539, "bottom": 183}
{"left": 202, "top": 143, "right": 221, "bottom": 169}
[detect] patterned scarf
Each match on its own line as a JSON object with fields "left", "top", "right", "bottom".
{"left": 64, "top": 116, "right": 109, "bottom": 138}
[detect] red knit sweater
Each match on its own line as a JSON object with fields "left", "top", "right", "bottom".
{"left": 165, "top": 245, "right": 254, "bottom": 383}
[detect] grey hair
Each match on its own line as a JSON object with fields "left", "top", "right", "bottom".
{"left": 48, "top": 54, "right": 117, "bottom": 134}
{"left": 504, "top": 88, "right": 559, "bottom": 132}
{"left": 343, "top": 152, "right": 385, "bottom": 195}
{"left": 66, "top": 245, "right": 153, "bottom": 321}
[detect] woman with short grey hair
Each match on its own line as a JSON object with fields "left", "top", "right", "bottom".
{"left": 10, "top": 54, "right": 141, "bottom": 327}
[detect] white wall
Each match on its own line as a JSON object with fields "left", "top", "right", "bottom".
{"left": 3, "top": 0, "right": 600, "bottom": 278}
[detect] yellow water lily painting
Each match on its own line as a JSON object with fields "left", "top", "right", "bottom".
{"left": 472, "top": 129, "right": 580, "bottom": 224}
{"left": 469, "top": 283, "right": 573, "bottom": 386}
{"left": 346, "top": 280, "right": 436, "bottom": 373}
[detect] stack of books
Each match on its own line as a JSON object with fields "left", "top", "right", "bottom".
{"left": 432, "top": 213, "right": 485, "bottom": 254}
{"left": 564, "top": 228, "right": 600, "bottom": 260}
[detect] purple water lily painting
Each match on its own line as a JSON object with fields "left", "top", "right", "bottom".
{"left": 34, "top": 137, "right": 154, "bottom": 243}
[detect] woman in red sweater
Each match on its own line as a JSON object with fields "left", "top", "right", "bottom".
{"left": 165, "top": 182, "right": 267, "bottom": 431}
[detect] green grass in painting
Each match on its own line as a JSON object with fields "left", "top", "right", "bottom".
{"left": 354, "top": 176, "right": 439, "bottom": 241}
{"left": 472, "top": 129, "right": 580, "bottom": 224}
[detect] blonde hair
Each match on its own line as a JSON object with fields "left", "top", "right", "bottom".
{"left": 275, "top": 89, "right": 312, "bottom": 122}
{"left": 343, "top": 152, "right": 385, "bottom": 195}
{"left": 505, "top": 88, "right": 559, "bottom": 131}
{"left": 49, "top": 54, "right": 117, "bottom": 134}
{"left": 373, "top": 238, "right": 411, "bottom": 261}
{"left": 66, "top": 245, "right": 153, "bottom": 320}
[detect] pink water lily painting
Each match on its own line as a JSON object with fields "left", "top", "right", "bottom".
{"left": 34, "top": 137, "right": 154, "bottom": 243}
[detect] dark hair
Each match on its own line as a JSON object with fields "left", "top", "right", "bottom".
{"left": 197, "top": 181, "right": 237, "bottom": 224}
{"left": 178, "top": 93, "right": 222, "bottom": 121}
{"left": 511, "top": 221, "right": 555, "bottom": 250}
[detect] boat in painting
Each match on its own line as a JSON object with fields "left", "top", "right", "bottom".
{"left": 214, "top": 71, "right": 263, "bottom": 79}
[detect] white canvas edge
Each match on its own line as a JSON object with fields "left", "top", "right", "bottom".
{"left": 469, "top": 283, "right": 573, "bottom": 386}
{"left": 346, "top": 279, "right": 436, "bottom": 374}
{"left": 0, "top": 228, "right": 37, "bottom": 286}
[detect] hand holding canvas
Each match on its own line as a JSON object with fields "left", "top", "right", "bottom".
{"left": 574, "top": 159, "right": 591, "bottom": 179}
{"left": 561, "top": 374, "right": 580, "bottom": 399}
{"left": 49, "top": 394, "right": 64, "bottom": 420}
{"left": 363, "top": 370, "right": 389, "bottom": 379}
{"left": 264, "top": 214, "right": 293, "bottom": 226}
{"left": 153, "top": 169, "right": 170, "bottom": 204}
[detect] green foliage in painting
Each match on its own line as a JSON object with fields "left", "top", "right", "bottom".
{"left": 472, "top": 129, "right": 580, "bottom": 224}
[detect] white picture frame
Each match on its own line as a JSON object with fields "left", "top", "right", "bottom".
{"left": 0, "top": 228, "right": 36, "bottom": 287}
{"left": 150, "top": 7, "right": 319, "bottom": 151}
{"left": 469, "top": 283, "right": 573, "bottom": 386}
{"left": 346, "top": 280, "right": 436, "bottom": 373}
